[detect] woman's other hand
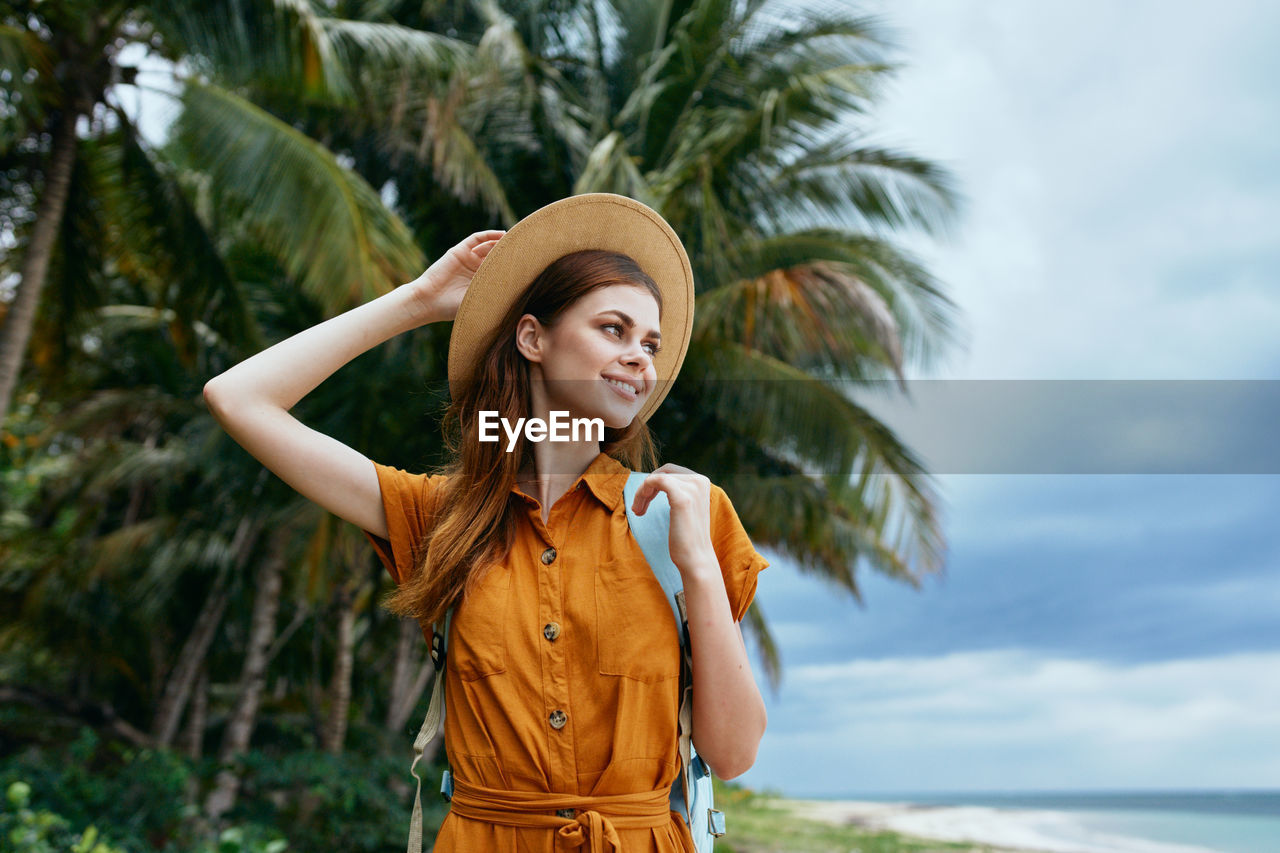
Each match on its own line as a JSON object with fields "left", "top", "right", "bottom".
{"left": 630, "top": 463, "right": 719, "bottom": 582}
{"left": 408, "top": 230, "right": 506, "bottom": 324}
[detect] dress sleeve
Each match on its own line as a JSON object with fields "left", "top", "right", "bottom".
{"left": 708, "top": 483, "right": 770, "bottom": 622}
{"left": 361, "top": 460, "right": 448, "bottom": 587}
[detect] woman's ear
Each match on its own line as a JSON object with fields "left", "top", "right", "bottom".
{"left": 514, "top": 314, "right": 545, "bottom": 363}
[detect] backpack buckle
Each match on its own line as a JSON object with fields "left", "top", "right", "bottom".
{"left": 430, "top": 628, "right": 444, "bottom": 666}
{"left": 439, "top": 768, "right": 453, "bottom": 801}
{"left": 708, "top": 808, "right": 726, "bottom": 836}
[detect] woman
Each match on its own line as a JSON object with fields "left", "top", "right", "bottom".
{"left": 204, "top": 193, "right": 769, "bottom": 851}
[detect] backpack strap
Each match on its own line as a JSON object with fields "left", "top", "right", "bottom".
{"left": 622, "top": 472, "right": 688, "bottom": 643}
{"left": 623, "top": 471, "right": 697, "bottom": 827}
{"left": 406, "top": 607, "right": 451, "bottom": 853}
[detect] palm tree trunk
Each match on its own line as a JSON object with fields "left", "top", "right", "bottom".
{"left": 0, "top": 107, "right": 79, "bottom": 425}
{"left": 386, "top": 618, "right": 416, "bottom": 729}
{"left": 383, "top": 623, "right": 445, "bottom": 805}
{"left": 181, "top": 663, "right": 208, "bottom": 760}
{"left": 152, "top": 517, "right": 259, "bottom": 747}
{"left": 320, "top": 579, "right": 356, "bottom": 753}
{"left": 204, "top": 529, "right": 287, "bottom": 823}
{"left": 384, "top": 617, "right": 445, "bottom": 786}
{"left": 152, "top": 582, "right": 231, "bottom": 747}
{"left": 385, "top": 619, "right": 437, "bottom": 737}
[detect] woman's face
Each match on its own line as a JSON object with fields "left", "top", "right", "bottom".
{"left": 517, "top": 284, "right": 662, "bottom": 430}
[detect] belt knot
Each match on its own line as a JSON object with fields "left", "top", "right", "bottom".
{"left": 555, "top": 809, "right": 621, "bottom": 851}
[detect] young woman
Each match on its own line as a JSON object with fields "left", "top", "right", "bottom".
{"left": 204, "top": 193, "right": 769, "bottom": 851}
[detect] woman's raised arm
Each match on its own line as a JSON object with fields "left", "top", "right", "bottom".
{"left": 202, "top": 231, "right": 504, "bottom": 539}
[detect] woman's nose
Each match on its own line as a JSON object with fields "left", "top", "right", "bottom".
{"left": 622, "top": 344, "right": 653, "bottom": 368}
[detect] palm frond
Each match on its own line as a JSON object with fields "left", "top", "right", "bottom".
{"left": 96, "top": 305, "right": 229, "bottom": 353}
{"left": 411, "top": 80, "right": 519, "bottom": 224}
{"left": 91, "top": 114, "right": 263, "bottom": 360}
{"left": 151, "top": 0, "right": 472, "bottom": 106}
{"left": 734, "top": 1, "right": 890, "bottom": 64}
{"left": 732, "top": 465, "right": 944, "bottom": 596}
{"left": 148, "top": 0, "right": 334, "bottom": 95}
{"left": 319, "top": 17, "right": 473, "bottom": 86}
{"left": 750, "top": 134, "right": 966, "bottom": 240}
{"left": 698, "top": 227, "right": 965, "bottom": 376}
{"left": 0, "top": 23, "right": 51, "bottom": 153}
{"left": 686, "top": 339, "right": 892, "bottom": 477}
{"left": 741, "top": 599, "right": 781, "bottom": 693}
{"left": 572, "top": 130, "right": 654, "bottom": 200}
{"left": 173, "top": 80, "right": 425, "bottom": 313}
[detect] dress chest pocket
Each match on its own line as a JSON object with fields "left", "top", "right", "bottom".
{"left": 448, "top": 567, "right": 511, "bottom": 681}
{"left": 595, "top": 559, "right": 681, "bottom": 683}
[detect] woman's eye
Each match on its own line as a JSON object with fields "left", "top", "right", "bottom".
{"left": 604, "top": 323, "right": 660, "bottom": 356}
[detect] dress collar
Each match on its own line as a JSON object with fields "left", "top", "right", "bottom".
{"left": 510, "top": 451, "right": 629, "bottom": 512}
{"left": 577, "top": 451, "right": 630, "bottom": 511}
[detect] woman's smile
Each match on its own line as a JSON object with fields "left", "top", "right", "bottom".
{"left": 603, "top": 375, "right": 643, "bottom": 399}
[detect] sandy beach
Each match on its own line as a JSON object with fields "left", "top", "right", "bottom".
{"left": 769, "top": 797, "right": 1225, "bottom": 853}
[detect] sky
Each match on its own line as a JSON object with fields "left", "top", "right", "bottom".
{"left": 732, "top": 0, "right": 1280, "bottom": 797}
{"left": 110, "top": 0, "right": 1280, "bottom": 798}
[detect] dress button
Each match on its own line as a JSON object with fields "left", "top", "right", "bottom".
{"left": 543, "top": 622, "right": 561, "bottom": 641}
{"left": 549, "top": 709, "right": 567, "bottom": 729}
{"left": 556, "top": 808, "right": 576, "bottom": 819}
{"left": 541, "top": 547, "right": 557, "bottom": 565}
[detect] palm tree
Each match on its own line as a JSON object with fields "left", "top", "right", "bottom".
{"left": 0, "top": 0, "right": 476, "bottom": 424}
{"left": 0, "top": 0, "right": 499, "bottom": 828}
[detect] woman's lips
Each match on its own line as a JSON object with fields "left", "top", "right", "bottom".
{"left": 603, "top": 377, "right": 640, "bottom": 399}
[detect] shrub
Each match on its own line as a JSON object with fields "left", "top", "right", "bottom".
{"left": 2, "top": 779, "right": 130, "bottom": 853}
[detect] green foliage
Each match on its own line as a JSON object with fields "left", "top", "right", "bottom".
{"left": 195, "top": 826, "right": 289, "bottom": 853}
{"left": 0, "top": 723, "right": 450, "bottom": 852}
{"left": 0, "top": 728, "right": 191, "bottom": 852}
{"left": 0, "top": 776, "right": 291, "bottom": 853}
{"left": 2, "top": 779, "right": 129, "bottom": 853}
{"left": 224, "top": 745, "right": 447, "bottom": 853}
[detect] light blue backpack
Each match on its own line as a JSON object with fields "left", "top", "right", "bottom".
{"left": 402, "top": 470, "right": 726, "bottom": 853}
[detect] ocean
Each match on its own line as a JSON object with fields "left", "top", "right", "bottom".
{"left": 814, "top": 789, "right": 1280, "bottom": 853}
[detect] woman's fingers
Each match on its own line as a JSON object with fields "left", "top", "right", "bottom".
{"left": 632, "top": 471, "right": 669, "bottom": 515}
{"left": 468, "top": 229, "right": 506, "bottom": 245}
{"left": 632, "top": 469, "right": 700, "bottom": 515}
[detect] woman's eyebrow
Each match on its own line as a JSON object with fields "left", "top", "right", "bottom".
{"left": 594, "top": 310, "right": 661, "bottom": 341}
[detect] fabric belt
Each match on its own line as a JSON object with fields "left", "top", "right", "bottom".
{"left": 447, "top": 776, "right": 673, "bottom": 852}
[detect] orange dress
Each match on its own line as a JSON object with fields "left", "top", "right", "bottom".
{"left": 362, "top": 450, "right": 770, "bottom": 852}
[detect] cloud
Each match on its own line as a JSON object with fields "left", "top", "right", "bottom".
{"left": 871, "top": 0, "right": 1280, "bottom": 381}
{"left": 743, "top": 648, "right": 1280, "bottom": 794}
{"left": 752, "top": 473, "right": 1280, "bottom": 671}
{"left": 854, "top": 381, "right": 1280, "bottom": 475}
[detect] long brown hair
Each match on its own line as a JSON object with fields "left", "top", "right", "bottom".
{"left": 381, "top": 249, "right": 663, "bottom": 630}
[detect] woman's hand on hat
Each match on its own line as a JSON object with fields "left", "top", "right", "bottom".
{"left": 408, "top": 230, "right": 507, "bottom": 324}
{"left": 630, "top": 463, "right": 719, "bottom": 582}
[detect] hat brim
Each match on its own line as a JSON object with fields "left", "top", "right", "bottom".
{"left": 447, "top": 193, "right": 694, "bottom": 424}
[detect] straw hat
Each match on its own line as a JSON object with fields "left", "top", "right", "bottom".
{"left": 447, "top": 192, "right": 695, "bottom": 423}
